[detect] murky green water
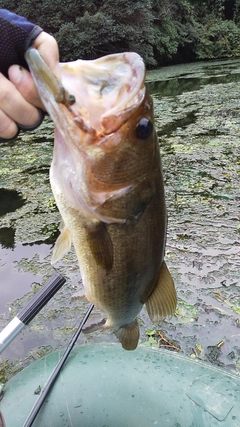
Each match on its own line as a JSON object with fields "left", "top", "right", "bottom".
{"left": 0, "top": 58, "right": 240, "bottom": 380}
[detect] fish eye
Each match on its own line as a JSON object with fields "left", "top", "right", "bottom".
{"left": 135, "top": 118, "right": 153, "bottom": 140}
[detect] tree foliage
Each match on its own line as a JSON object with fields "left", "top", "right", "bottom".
{"left": 1, "top": 0, "right": 240, "bottom": 67}
{"left": 194, "top": 15, "right": 240, "bottom": 59}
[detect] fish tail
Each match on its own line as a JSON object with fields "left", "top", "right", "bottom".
{"left": 115, "top": 319, "right": 139, "bottom": 350}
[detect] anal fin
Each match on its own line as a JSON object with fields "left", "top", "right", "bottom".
{"left": 115, "top": 319, "right": 139, "bottom": 350}
{"left": 83, "top": 318, "right": 106, "bottom": 334}
{"left": 145, "top": 261, "right": 177, "bottom": 323}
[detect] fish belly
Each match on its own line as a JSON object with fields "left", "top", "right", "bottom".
{"left": 51, "top": 176, "right": 166, "bottom": 330}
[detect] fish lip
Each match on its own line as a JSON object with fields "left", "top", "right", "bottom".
{"left": 25, "top": 49, "right": 146, "bottom": 138}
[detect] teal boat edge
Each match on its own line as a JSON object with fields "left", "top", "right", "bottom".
{"left": 1, "top": 343, "right": 240, "bottom": 427}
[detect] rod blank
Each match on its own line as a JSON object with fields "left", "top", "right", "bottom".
{"left": 0, "top": 273, "right": 66, "bottom": 354}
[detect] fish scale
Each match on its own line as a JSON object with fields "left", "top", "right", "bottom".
{"left": 26, "top": 48, "right": 177, "bottom": 350}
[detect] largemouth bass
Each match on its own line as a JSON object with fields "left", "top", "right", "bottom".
{"left": 26, "top": 49, "right": 177, "bottom": 350}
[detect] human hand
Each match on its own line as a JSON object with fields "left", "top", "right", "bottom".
{"left": 0, "top": 31, "right": 59, "bottom": 141}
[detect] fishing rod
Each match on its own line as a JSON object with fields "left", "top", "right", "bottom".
{"left": 23, "top": 302, "right": 94, "bottom": 427}
{"left": 0, "top": 273, "right": 66, "bottom": 354}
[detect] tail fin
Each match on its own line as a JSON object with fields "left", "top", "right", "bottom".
{"left": 115, "top": 319, "right": 139, "bottom": 350}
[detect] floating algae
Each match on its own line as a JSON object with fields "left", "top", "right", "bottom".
{"left": 0, "top": 59, "right": 240, "bottom": 378}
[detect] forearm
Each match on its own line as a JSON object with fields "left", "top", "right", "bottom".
{"left": 0, "top": 9, "right": 43, "bottom": 77}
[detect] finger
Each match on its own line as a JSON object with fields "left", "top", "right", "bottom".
{"left": 8, "top": 65, "right": 45, "bottom": 110}
{"left": 33, "top": 32, "right": 60, "bottom": 77}
{"left": 0, "top": 108, "right": 19, "bottom": 140}
{"left": 0, "top": 72, "right": 42, "bottom": 127}
{"left": 9, "top": 32, "right": 60, "bottom": 109}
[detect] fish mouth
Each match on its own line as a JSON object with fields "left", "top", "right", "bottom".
{"left": 25, "top": 49, "right": 146, "bottom": 138}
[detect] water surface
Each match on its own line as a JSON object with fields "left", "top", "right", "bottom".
{"left": 0, "top": 58, "right": 240, "bottom": 377}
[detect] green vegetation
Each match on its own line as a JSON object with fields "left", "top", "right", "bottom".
{"left": 1, "top": 0, "right": 240, "bottom": 67}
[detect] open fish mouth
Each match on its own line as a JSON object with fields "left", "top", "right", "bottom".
{"left": 25, "top": 49, "right": 146, "bottom": 137}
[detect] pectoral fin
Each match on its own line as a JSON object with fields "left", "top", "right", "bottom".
{"left": 51, "top": 221, "right": 72, "bottom": 264}
{"left": 115, "top": 319, "right": 139, "bottom": 350}
{"left": 86, "top": 221, "right": 113, "bottom": 271}
{"left": 145, "top": 261, "right": 177, "bottom": 323}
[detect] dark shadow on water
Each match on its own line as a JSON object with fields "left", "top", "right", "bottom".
{"left": 23, "top": 165, "right": 50, "bottom": 175}
{"left": 0, "top": 227, "right": 15, "bottom": 249}
{"left": 0, "top": 188, "right": 26, "bottom": 217}
{"left": 147, "top": 73, "right": 240, "bottom": 97}
{"left": 23, "top": 229, "right": 60, "bottom": 246}
{"left": 0, "top": 225, "right": 58, "bottom": 251}
{"left": 158, "top": 111, "right": 198, "bottom": 137}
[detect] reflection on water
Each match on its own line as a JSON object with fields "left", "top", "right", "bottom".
{"left": 147, "top": 72, "right": 240, "bottom": 97}
{"left": 0, "top": 242, "right": 51, "bottom": 314}
{"left": 146, "top": 58, "right": 240, "bottom": 98}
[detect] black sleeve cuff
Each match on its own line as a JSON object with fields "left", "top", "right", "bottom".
{"left": 25, "top": 26, "right": 43, "bottom": 51}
